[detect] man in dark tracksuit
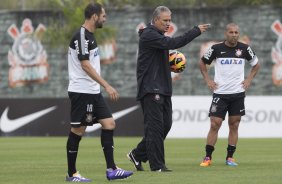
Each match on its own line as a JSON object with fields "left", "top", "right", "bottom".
{"left": 127, "top": 6, "right": 210, "bottom": 172}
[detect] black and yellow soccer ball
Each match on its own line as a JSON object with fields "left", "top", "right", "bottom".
{"left": 169, "top": 50, "right": 186, "bottom": 73}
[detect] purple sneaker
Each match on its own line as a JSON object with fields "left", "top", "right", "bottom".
{"left": 65, "top": 171, "right": 92, "bottom": 182}
{"left": 106, "top": 168, "right": 133, "bottom": 180}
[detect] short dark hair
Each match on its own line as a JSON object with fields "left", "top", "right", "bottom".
{"left": 226, "top": 23, "right": 239, "bottom": 32}
{"left": 84, "top": 3, "right": 103, "bottom": 19}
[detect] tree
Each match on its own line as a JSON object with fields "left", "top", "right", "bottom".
{"left": 44, "top": 0, "right": 116, "bottom": 52}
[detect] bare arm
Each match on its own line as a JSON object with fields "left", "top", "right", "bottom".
{"left": 199, "top": 60, "right": 217, "bottom": 91}
{"left": 242, "top": 62, "right": 260, "bottom": 90}
{"left": 81, "top": 60, "right": 119, "bottom": 101}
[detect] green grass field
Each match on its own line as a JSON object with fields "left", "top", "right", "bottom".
{"left": 0, "top": 137, "right": 281, "bottom": 184}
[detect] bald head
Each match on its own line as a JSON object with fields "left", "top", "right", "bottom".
{"left": 225, "top": 23, "right": 239, "bottom": 32}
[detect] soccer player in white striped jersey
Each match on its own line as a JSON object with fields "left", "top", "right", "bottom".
{"left": 65, "top": 3, "right": 133, "bottom": 182}
{"left": 199, "top": 23, "right": 260, "bottom": 167}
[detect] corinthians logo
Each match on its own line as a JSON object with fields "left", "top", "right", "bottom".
{"left": 7, "top": 18, "right": 49, "bottom": 88}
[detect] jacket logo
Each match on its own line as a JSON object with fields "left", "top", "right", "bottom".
{"left": 154, "top": 94, "right": 161, "bottom": 101}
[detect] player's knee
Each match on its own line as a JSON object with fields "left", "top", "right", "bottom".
{"left": 100, "top": 119, "right": 116, "bottom": 130}
{"left": 210, "top": 121, "right": 222, "bottom": 131}
{"left": 107, "top": 122, "right": 116, "bottom": 130}
{"left": 210, "top": 123, "right": 221, "bottom": 131}
{"left": 71, "top": 127, "right": 86, "bottom": 136}
{"left": 229, "top": 122, "right": 240, "bottom": 131}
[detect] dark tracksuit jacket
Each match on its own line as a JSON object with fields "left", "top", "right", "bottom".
{"left": 134, "top": 23, "right": 202, "bottom": 170}
{"left": 136, "top": 24, "right": 202, "bottom": 100}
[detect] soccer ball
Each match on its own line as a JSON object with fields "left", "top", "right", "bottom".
{"left": 169, "top": 50, "right": 186, "bottom": 73}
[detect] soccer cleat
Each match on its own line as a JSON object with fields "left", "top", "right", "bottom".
{"left": 226, "top": 157, "right": 238, "bottom": 166}
{"left": 153, "top": 167, "right": 172, "bottom": 172}
{"left": 200, "top": 157, "right": 212, "bottom": 167}
{"left": 65, "top": 171, "right": 92, "bottom": 182}
{"left": 106, "top": 168, "right": 133, "bottom": 180}
{"left": 127, "top": 150, "right": 144, "bottom": 171}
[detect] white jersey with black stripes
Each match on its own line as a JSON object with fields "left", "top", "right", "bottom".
{"left": 68, "top": 27, "right": 101, "bottom": 94}
{"left": 202, "top": 41, "right": 258, "bottom": 94}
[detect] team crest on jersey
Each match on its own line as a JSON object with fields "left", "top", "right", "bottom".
{"left": 210, "top": 104, "right": 217, "bottom": 113}
{"left": 235, "top": 49, "right": 242, "bottom": 57}
{"left": 7, "top": 18, "right": 48, "bottom": 88}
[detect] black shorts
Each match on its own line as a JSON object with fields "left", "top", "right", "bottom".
{"left": 208, "top": 92, "right": 245, "bottom": 120}
{"left": 68, "top": 92, "right": 112, "bottom": 127}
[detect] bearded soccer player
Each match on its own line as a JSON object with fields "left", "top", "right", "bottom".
{"left": 65, "top": 3, "right": 133, "bottom": 182}
{"left": 199, "top": 23, "right": 260, "bottom": 167}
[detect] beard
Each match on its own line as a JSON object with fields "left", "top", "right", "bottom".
{"left": 95, "top": 21, "right": 103, "bottom": 29}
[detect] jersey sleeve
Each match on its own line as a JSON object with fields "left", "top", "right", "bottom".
{"left": 246, "top": 46, "right": 258, "bottom": 66}
{"left": 201, "top": 45, "right": 216, "bottom": 65}
{"left": 75, "top": 28, "right": 90, "bottom": 61}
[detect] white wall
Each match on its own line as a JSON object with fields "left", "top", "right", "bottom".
{"left": 168, "top": 96, "right": 282, "bottom": 138}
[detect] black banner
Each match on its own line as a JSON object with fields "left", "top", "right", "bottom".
{"left": 0, "top": 98, "right": 144, "bottom": 136}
